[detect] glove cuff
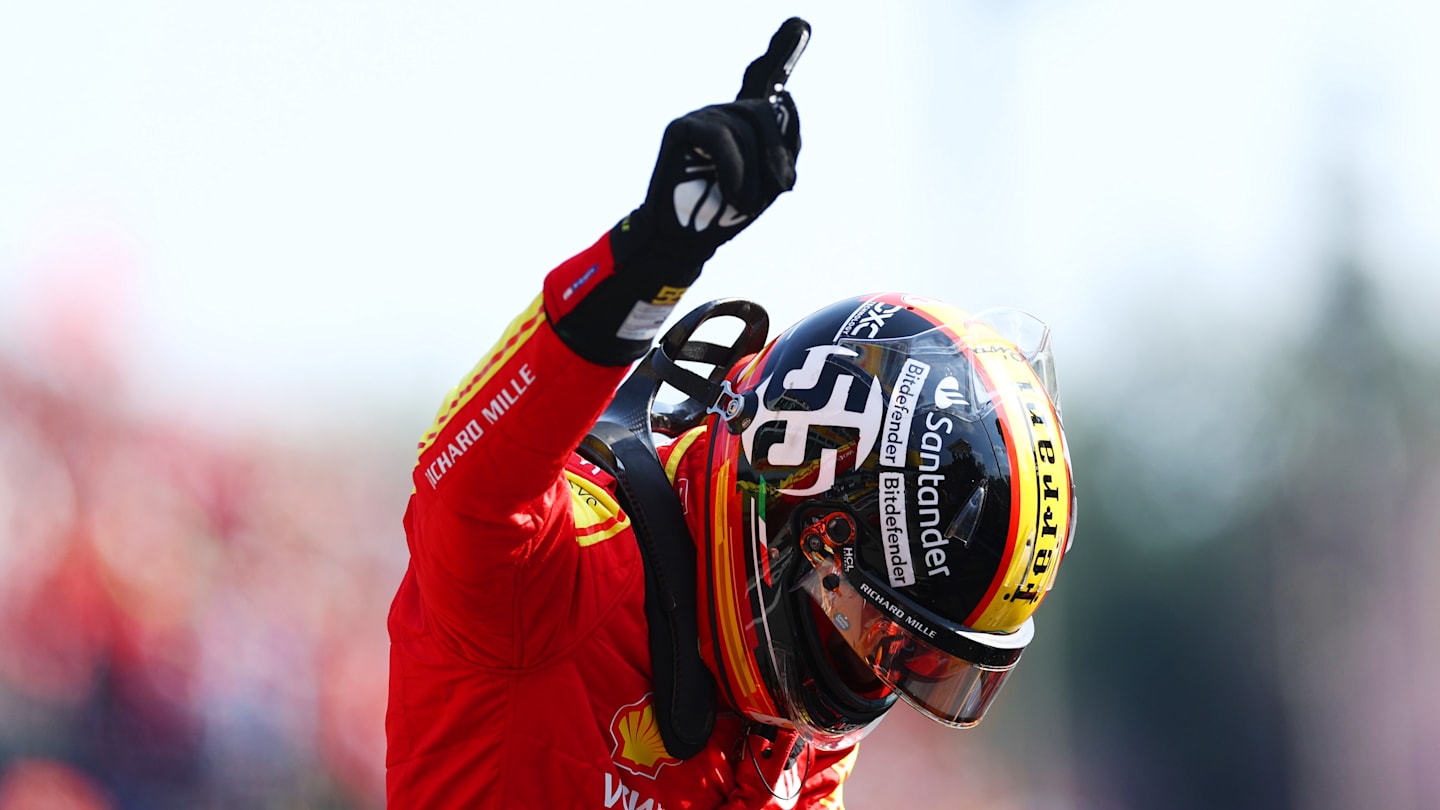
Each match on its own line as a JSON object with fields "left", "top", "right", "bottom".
{"left": 543, "top": 229, "right": 700, "bottom": 367}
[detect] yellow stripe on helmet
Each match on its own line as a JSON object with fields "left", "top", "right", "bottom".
{"left": 964, "top": 323, "right": 1073, "bottom": 631}
{"left": 708, "top": 431, "right": 780, "bottom": 720}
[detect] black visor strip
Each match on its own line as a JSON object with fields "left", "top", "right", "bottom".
{"left": 843, "top": 568, "right": 1027, "bottom": 667}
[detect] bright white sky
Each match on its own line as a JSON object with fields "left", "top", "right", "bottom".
{"left": 2, "top": 0, "right": 1437, "bottom": 433}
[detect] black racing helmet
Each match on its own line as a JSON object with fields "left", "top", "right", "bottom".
{"left": 695, "top": 293, "right": 1077, "bottom": 749}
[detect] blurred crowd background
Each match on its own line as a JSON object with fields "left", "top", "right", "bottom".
{"left": 3, "top": 2, "right": 1438, "bottom": 808}
{"left": 0, "top": 333, "right": 401, "bottom": 808}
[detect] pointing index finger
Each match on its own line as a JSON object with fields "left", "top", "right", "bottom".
{"left": 737, "top": 17, "right": 811, "bottom": 101}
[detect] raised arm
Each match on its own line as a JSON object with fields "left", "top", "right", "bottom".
{"left": 405, "top": 19, "right": 807, "bottom": 605}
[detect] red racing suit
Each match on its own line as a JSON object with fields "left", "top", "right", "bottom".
{"left": 386, "top": 232, "right": 858, "bottom": 809}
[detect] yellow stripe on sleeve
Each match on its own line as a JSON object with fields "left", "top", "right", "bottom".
{"left": 417, "top": 295, "right": 546, "bottom": 457}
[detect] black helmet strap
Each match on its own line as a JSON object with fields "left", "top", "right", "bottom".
{"left": 578, "top": 299, "right": 769, "bottom": 760}
{"left": 642, "top": 298, "right": 769, "bottom": 436}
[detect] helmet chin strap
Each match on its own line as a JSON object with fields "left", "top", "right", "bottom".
{"left": 741, "top": 723, "right": 812, "bottom": 803}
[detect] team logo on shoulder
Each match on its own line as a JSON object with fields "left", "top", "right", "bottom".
{"left": 609, "top": 694, "right": 678, "bottom": 779}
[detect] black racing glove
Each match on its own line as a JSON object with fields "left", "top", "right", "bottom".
{"left": 550, "top": 18, "right": 809, "bottom": 366}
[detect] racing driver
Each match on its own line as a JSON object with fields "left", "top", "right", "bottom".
{"left": 386, "top": 18, "right": 1077, "bottom": 809}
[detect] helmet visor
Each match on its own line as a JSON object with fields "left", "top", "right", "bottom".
{"left": 798, "top": 558, "right": 1033, "bottom": 728}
